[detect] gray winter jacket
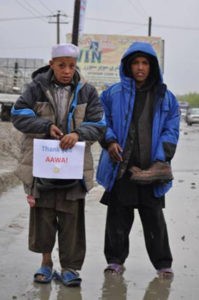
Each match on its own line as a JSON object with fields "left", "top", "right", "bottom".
{"left": 11, "top": 66, "right": 105, "bottom": 196}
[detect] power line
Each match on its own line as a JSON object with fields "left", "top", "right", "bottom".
{"left": 84, "top": 16, "right": 147, "bottom": 26}
{"left": 83, "top": 16, "right": 199, "bottom": 32}
{"left": 16, "top": 0, "right": 47, "bottom": 23}
{"left": 0, "top": 13, "right": 199, "bottom": 32}
{"left": 0, "top": 16, "right": 48, "bottom": 21}
{"left": 154, "top": 23, "right": 199, "bottom": 31}
{"left": 16, "top": 0, "right": 40, "bottom": 17}
{"left": 136, "top": 0, "right": 149, "bottom": 17}
{"left": 37, "top": 0, "right": 54, "bottom": 14}
{"left": 23, "top": 0, "right": 44, "bottom": 17}
{"left": 128, "top": 0, "right": 147, "bottom": 18}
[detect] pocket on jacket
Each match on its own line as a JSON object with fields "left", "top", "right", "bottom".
{"left": 96, "top": 149, "right": 116, "bottom": 190}
{"left": 74, "top": 103, "right": 87, "bottom": 127}
{"left": 34, "top": 102, "right": 55, "bottom": 120}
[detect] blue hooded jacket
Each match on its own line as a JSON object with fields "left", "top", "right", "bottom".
{"left": 96, "top": 41, "right": 180, "bottom": 197}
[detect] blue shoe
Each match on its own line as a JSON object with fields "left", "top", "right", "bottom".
{"left": 54, "top": 269, "right": 82, "bottom": 287}
{"left": 34, "top": 266, "right": 53, "bottom": 283}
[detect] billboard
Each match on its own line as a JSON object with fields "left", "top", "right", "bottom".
{"left": 67, "top": 34, "right": 164, "bottom": 91}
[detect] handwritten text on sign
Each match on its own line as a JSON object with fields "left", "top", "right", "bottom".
{"left": 33, "top": 139, "right": 85, "bottom": 179}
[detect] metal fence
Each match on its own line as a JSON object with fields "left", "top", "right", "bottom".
{"left": 0, "top": 58, "right": 44, "bottom": 93}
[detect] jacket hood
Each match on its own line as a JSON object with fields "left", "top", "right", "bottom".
{"left": 31, "top": 64, "right": 84, "bottom": 88}
{"left": 120, "top": 41, "right": 163, "bottom": 86}
{"left": 31, "top": 65, "right": 50, "bottom": 79}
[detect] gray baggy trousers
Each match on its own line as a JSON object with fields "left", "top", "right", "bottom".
{"left": 29, "top": 199, "right": 85, "bottom": 270}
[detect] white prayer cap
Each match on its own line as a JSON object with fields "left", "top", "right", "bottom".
{"left": 51, "top": 43, "right": 80, "bottom": 59}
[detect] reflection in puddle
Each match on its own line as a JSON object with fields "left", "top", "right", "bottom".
{"left": 27, "top": 282, "right": 52, "bottom": 300}
{"left": 100, "top": 275, "right": 173, "bottom": 300}
{"left": 28, "top": 281, "right": 83, "bottom": 300}
{"left": 100, "top": 273, "right": 127, "bottom": 300}
{"left": 22, "top": 273, "right": 172, "bottom": 300}
{"left": 55, "top": 282, "right": 82, "bottom": 300}
{"left": 143, "top": 277, "right": 173, "bottom": 300}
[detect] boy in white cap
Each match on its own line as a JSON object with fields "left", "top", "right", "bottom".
{"left": 11, "top": 43, "right": 105, "bottom": 287}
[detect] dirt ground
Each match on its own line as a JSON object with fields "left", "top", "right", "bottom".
{"left": 0, "top": 121, "right": 22, "bottom": 194}
{"left": 0, "top": 121, "right": 199, "bottom": 299}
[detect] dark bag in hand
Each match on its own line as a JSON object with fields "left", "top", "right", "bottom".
{"left": 128, "top": 161, "right": 173, "bottom": 185}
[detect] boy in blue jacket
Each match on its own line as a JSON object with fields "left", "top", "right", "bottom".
{"left": 97, "top": 41, "right": 180, "bottom": 278}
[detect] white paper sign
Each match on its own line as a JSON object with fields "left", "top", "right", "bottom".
{"left": 33, "top": 139, "right": 85, "bottom": 179}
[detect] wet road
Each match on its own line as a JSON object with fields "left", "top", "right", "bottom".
{"left": 0, "top": 121, "right": 199, "bottom": 300}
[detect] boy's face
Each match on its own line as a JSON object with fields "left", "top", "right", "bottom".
{"left": 50, "top": 57, "right": 76, "bottom": 85}
{"left": 130, "top": 56, "right": 150, "bottom": 87}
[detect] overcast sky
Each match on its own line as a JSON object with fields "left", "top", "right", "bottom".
{"left": 0, "top": 0, "right": 198, "bottom": 95}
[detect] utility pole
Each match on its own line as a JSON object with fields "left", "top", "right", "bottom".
{"left": 48, "top": 10, "right": 68, "bottom": 44}
{"left": 13, "top": 62, "right": 18, "bottom": 88}
{"left": 72, "top": 0, "right": 81, "bottom": 45}
{"left": 148, "top": 16, "right": 152, "bottom": 36}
